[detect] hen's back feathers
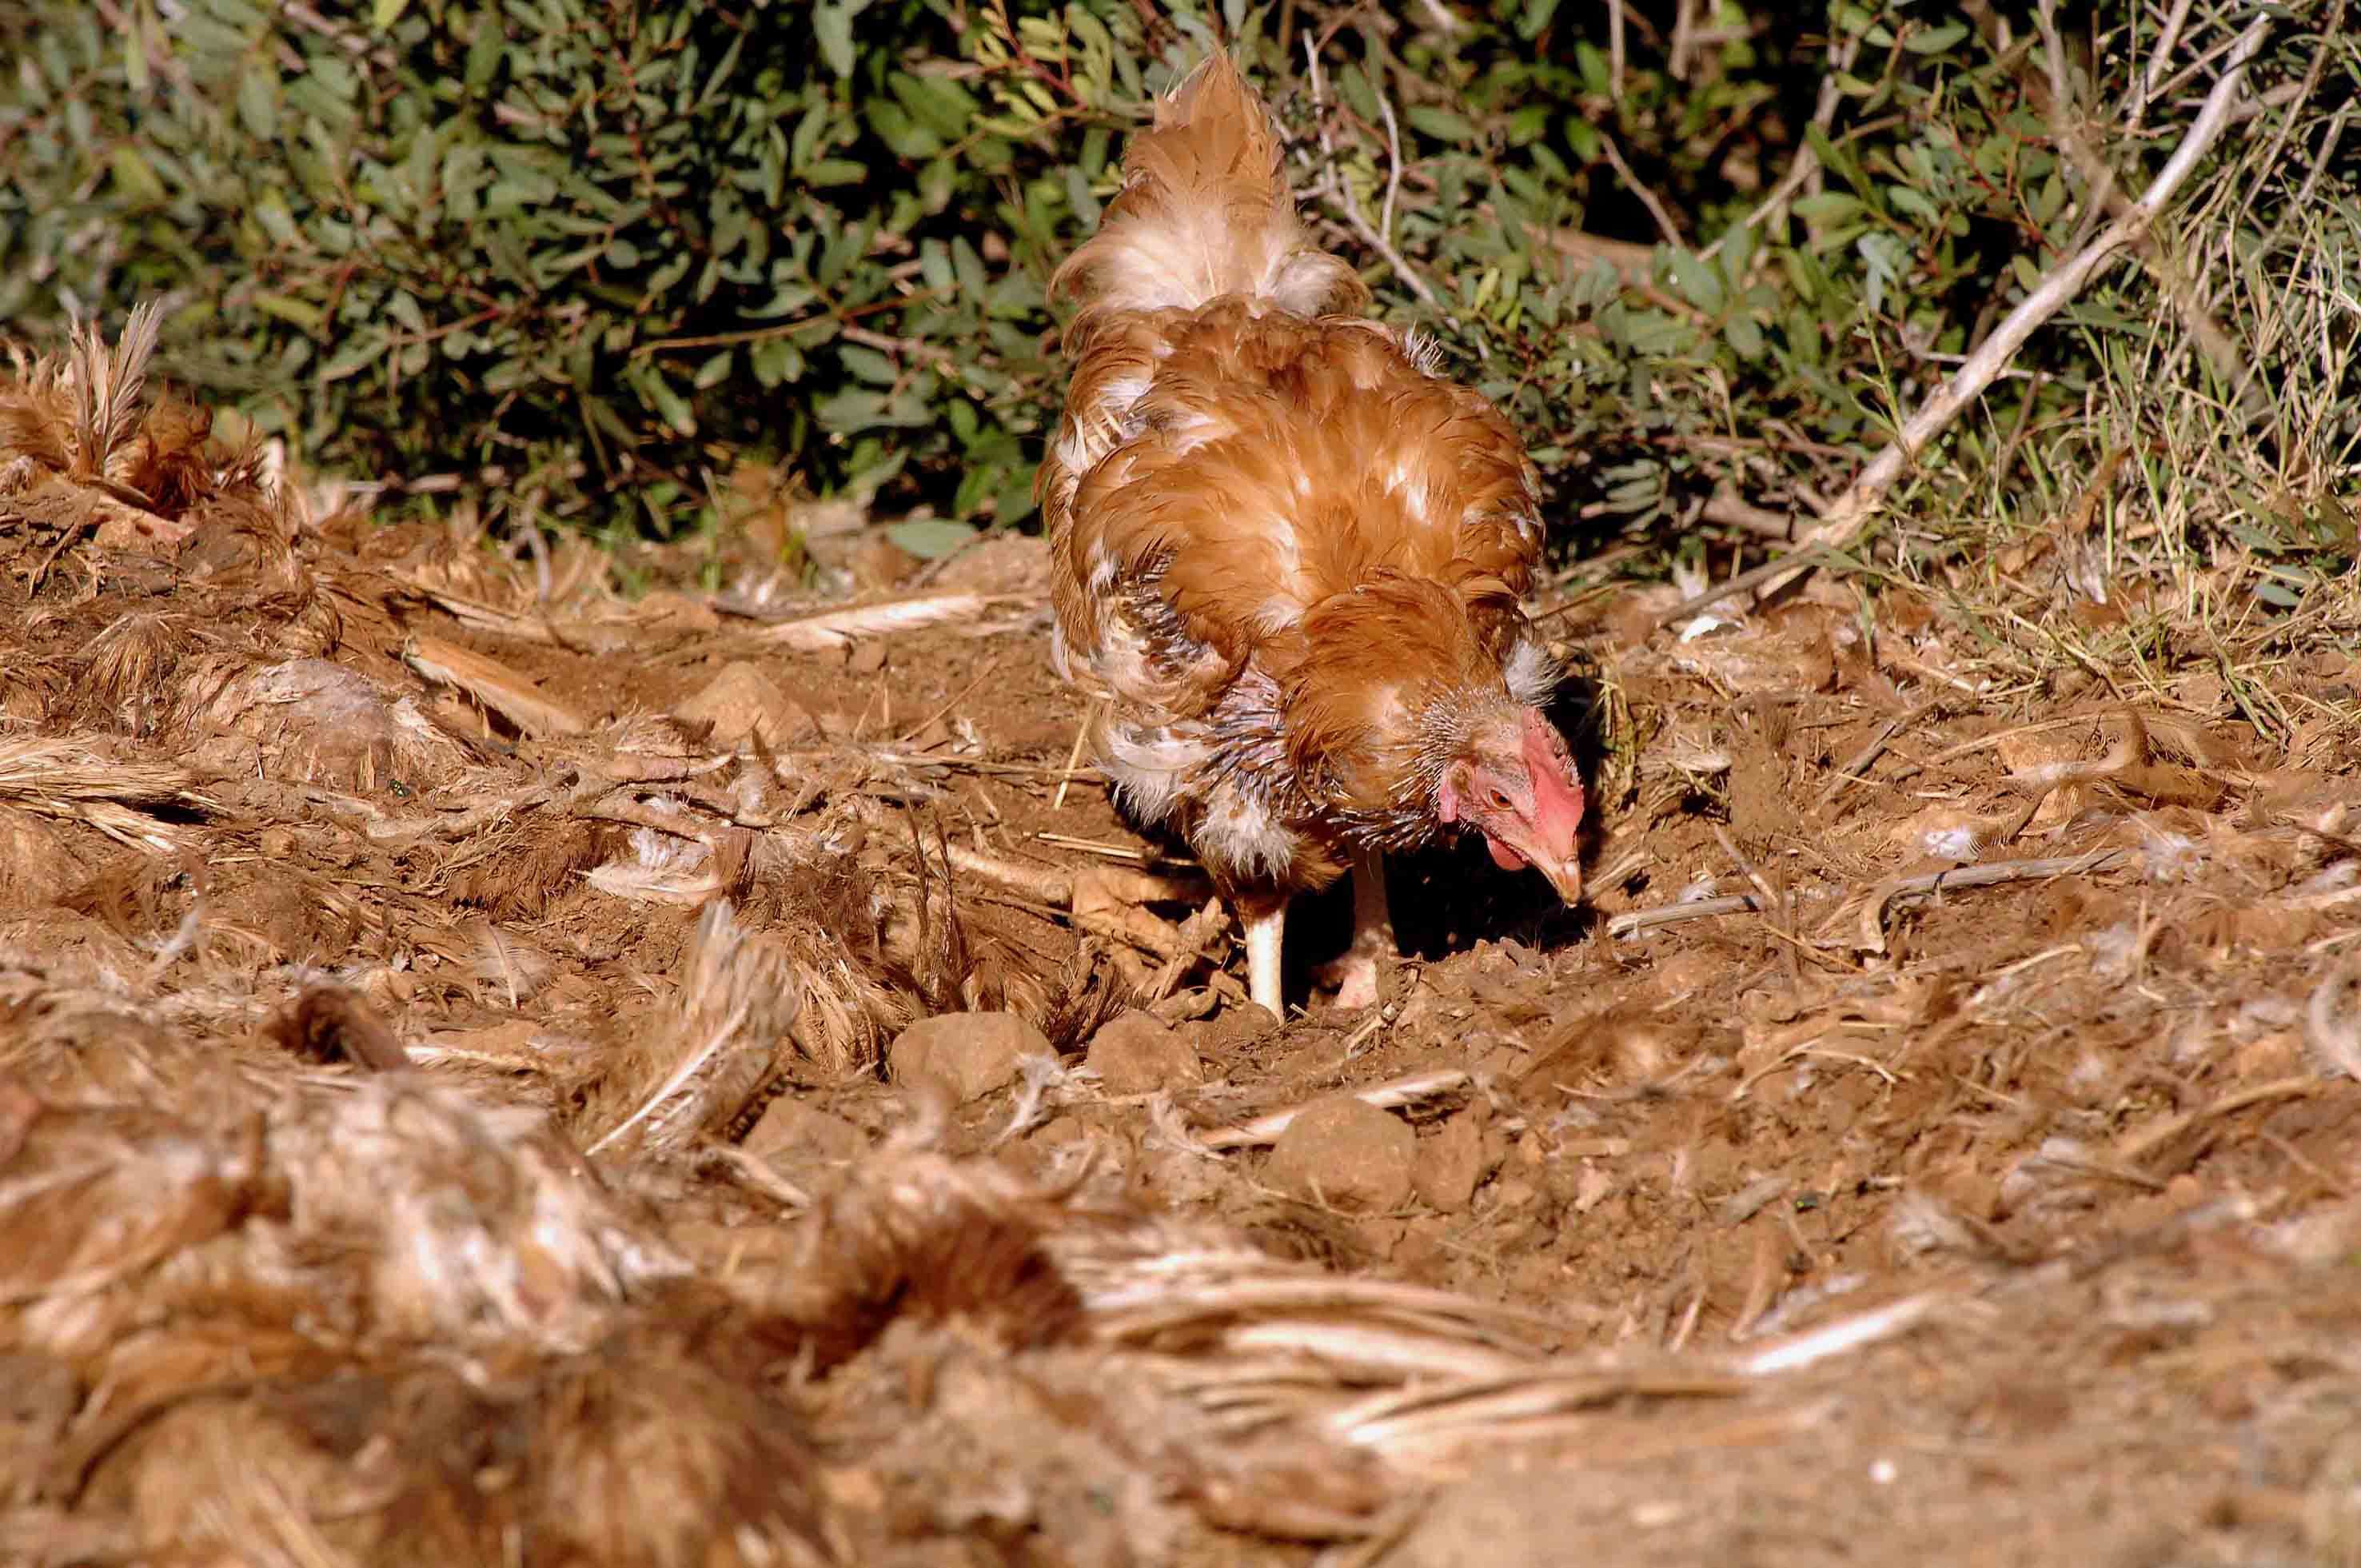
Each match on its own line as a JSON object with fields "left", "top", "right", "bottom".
{"left": 1051, "top": 53, "right": 1364, "bottom": 329}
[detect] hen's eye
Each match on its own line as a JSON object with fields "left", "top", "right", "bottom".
{"left": 1486, "top": 788, "right": 1513, "bottom": 812}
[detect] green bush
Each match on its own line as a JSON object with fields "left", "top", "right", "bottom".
{"left": 3, "top": 0, "right": 2355, "bottom": 604}
{"left": 3, "top": 0, "right": 1083, "bottom": 538}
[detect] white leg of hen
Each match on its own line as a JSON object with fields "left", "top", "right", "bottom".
{"left": 1242, "top": 898, "right": 1288, "bottom": 1019}
{"left": 1316, "top": 849, "right": 1393, "bottom": 1010}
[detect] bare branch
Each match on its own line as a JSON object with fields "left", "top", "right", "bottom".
{"left": 1757, "top": 14, "right": 2271, "bottom": 599}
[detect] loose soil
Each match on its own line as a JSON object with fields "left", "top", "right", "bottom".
{"left": 3, "top": 382, "right": 2360, "bottom": 1566}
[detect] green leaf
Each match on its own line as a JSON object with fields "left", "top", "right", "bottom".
{"left": 124, "top": 0, "right": 151, "bottom": 94}
{"left": 886, "top": 517, "right": 980, "bottom": 559}
{"left": 1407, "top": 106, "right": 1479, "bottom": 145}
{"left": 108, "top": 146, "right": 167, "bottom": 205}
{"left": 238, "top": 66, "right": 279, "bottom": 141}
{"left": 1904, "top": 21, "right": 1969, "bottom": 54}
{"left": 1665, "top": 249, "right": 1723, "bottom": 315}
{"left": 1886, "top": 185, "right": 1940, "bottom": 225}
{"left": 318, "top": 336, "right": 388, "bottom": 383}
{"left": 370, "top": 0, "right": 409, "bottom": 28}
{"left": 465, "top": 17, "right": 505, "bottom": 90}
{"left": 1791, "top": 192, "right": 1864, "bottom": 227}
{"left": 840, "top": 345, "right": 898, "bottom": 384}
{"left": 632, "top": 363, "right": 696, "bottom": 436}
{"left": 814, "top": 3, "right": 855, "bottom": 78}
{"left": 751, "top": 337, "right": 804, "bottom": 387}
{"left": 1338, "top": 64, "right": 1380, "bottom": 125}
{"left": 253, "top": 293, "right": 326, "bottom": 333}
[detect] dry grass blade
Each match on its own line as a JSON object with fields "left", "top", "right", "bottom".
{"left": 0, "top": 736, "right": 205, "bottom": 850}
{"left": 1198, "top": 1071, "right": 1473, "bottom": 1150}
{"left": 1323, "top": 1367, "right": 1743, "bottom": 1454}
{"left": 740, "top": 591, "right": 1029, "bottom": 650}
{"left": 402, "top": 634, "right": 588, "bottom": 736}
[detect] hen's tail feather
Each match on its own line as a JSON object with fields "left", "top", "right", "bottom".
{"left": 1050, "top": 53, "right": 1366, "bottom": 333}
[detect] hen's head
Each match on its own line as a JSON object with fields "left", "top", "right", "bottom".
{"left": 1432, "top": 692, "right": 1586, "bottom": 904}
{"left": 1290, "top": 577, "right": 1586, "bottom": 902}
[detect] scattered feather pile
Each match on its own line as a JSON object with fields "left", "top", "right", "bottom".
{"left": 0, "top": 984, "right": 1764, "bottom": 1565}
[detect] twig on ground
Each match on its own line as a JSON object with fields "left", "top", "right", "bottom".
{"left": 1051, "top": 698, "right": 1101, "bottom": 812}
{"left": 1841, "top": 849, "right": 2128, "bottom": 953}
{"left": 1733, "top": 1292, "right": 1944, "bottom": 1376}
{"left": 1813, "top": 703, "right": 1942, "bottom": 811}
{"left": 402, "top": 635, "right": 588, "bottom": 738}
{"left": 1701, "top": 488, "right": 1812, "bottom": 541}
{"left": 2113, "top": 1076, "right": 2318, "bottom": 1172}
{"left": 1608, "top": 893, "right": 1764, "bottom": 939}
{"left": 1656, "top": 545, "right": 1831, "bottom": 628}
{"left": 1609, "top": 849, "right": 2129, "bottom": 944}
{"left": 1146, "top": 898, "right": 1227, "bottom": 1004}
{"left": 741, "top": 591, "right": 1029, "bottom": 651}
{"left": 1199, "top": 1069, "right": 1472, "bottom": 1150}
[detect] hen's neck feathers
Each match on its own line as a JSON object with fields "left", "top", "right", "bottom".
{"left": 1051, "top": 53, "right": 1363, "bottom": 332}
{"left": 1274, "top": 574, "right": 1535, "bottom": 839}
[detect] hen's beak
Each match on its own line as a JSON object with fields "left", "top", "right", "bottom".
{"left": 1484, "top": 829, "right": 1584, "bottom": 905}
{"left": 1537, "top": 852, "right": 1584, "bottom": 904}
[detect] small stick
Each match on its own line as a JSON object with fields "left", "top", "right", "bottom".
{"left": 1845, "top": 849, "right": 2126, "bottom": 951}
{"left": 1599, "top": 132, "right": 1685, "bottom": 251}
{"left": 1146, "top": 898, "right": 1226, "bottom": 1004}
{"left": 1608, "top": 893, "right": 1764, "bottom": 938}
{"left": 1051, "top": 699, "right": 1100, "bottom": 812}
{"left": 1701, "top": 489, "right": 1811, "bottom": 541}
{"left": 740, "top": 591, "right": 1026, "bottom": 650}
{"left": 892, "top": 656, "right": 999, "bottom": 745}
{"left": 1813, "top": 716, "right": 1905, "bottom": 810}
{"left": 1199, "top": 1068, "right": 1470, "bottom": 1150}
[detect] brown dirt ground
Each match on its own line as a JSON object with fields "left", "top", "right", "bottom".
{"left": 3, "top": 368, "right": 2361, "bottom": 1566}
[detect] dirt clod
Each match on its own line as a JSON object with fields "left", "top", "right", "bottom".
{"left": 742, "top": 1095, "right": 867, "bottom": 1164}
{"left": 1085, "top": 1010, "right": 1204, "bottom": 1095}
{"left": 1413, "top": 1108, "right": 1488, "bottom": 1212}
{"left": 1266, "top": 1096, "right": 1415, "bottom": 1213}
{"left": 672, "top": 660, "right": 815, "bottom": 750}
{"left": 888, "top": 1011, "right": 1049, "bottom": 1103}
{"left": 1390, "top": 1464, "right": 1611, "bottom": 1568}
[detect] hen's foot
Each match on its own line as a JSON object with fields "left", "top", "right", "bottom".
{"left": 1314, "top": 951, "right": 1382, "bottom": 1011}
{"left": 1316, "top": 849, "right": 1394, "bottom": 1011}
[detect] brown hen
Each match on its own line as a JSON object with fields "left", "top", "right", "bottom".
{"left": 1039, "top": 52, "right": 1585, "bottom": 1015}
